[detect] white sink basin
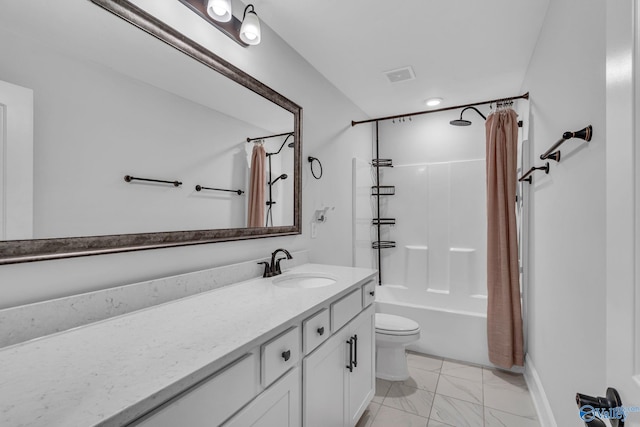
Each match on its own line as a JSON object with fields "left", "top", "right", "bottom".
{"left": 272, "top": 273, "right": 337, "bottom": 289}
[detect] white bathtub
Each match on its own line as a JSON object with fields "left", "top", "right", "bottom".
{"left": 375, "top": 285, "right": 490, "bottom": 366}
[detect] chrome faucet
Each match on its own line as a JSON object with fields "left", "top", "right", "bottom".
{"left": 258, "top": 248, "right": 293, "bottom": 278}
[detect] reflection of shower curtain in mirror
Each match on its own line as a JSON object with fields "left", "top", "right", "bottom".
{"left": 247, "top": 143, "right": 265, "bottom": 227}
{"left": 485, "top": 108, "right": 524, "bottom": 368}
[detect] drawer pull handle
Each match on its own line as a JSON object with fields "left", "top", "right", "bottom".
{"left": 346, "top": 338, "right": 354, "bottom": 372}
{"left": 282, "top": 350, "right": 291, "bottom": 362}
{"left": 317, "top": 327, "right": 325, "bottom": 336}
{"left": 369, "top": 291, "right": 375, "bottom": 296}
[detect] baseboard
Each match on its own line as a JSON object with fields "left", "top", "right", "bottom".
{"left": 524, "top": 354, "right": 557, "bottom": 427}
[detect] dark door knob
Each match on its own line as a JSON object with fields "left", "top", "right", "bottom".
{"left": 317, "top": 327, "right": 325, "bottom": 336}
{"left": 281, "top": 350, "right": 291, "bottom": 362}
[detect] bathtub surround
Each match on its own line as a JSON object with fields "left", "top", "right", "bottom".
{"left": 376, "top": 285, "right": 490, "bottom": 366}
{"left": 0, "top": 251, "right": 308, "bottom": 348}
{"left": 485, "top": 108, "right": 524, "bottom": 369}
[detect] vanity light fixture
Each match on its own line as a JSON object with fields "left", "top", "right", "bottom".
{"left": 240, "top": 5, "right": 261, "bottom": 45}
{"left": 206, "top": 0, "right": 232, "bottom": 22}
{"left": 177, "top": 0, "right": 261, "bottom": 47}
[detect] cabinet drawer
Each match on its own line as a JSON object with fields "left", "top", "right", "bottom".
{"left": 331, "top": 288, "right": 362, "bottom": 332}
{"left": 132, "top": 353, "right": 258, "bottom": 427}
{"left": 362, "top": 280, "right": 376, "bottom": 307}
{"left": 303, "top": 309, "right": 330, "bottom": 354}
{"left": 261, "top": 326, "right": 300, "bottom": 387}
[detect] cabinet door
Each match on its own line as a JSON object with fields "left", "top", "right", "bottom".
{"left": 347, "top": 305, "right": 375, "bottom": 427}
{"left": 224, "top": 368, "right": 300, "bottom": 427}
{"left": 303, "top": 328, "right": 349, "bottom": 427}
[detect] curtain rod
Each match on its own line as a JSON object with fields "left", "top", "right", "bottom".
{"left": 351, "top": 92, "right": 529, "bottom": 126}
{"left": 246, "top": 131, "right": 293, "bottom": 142}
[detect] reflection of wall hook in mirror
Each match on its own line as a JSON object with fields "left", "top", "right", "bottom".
{"left": 315, "top": 206, "right": 335, "bottom": 223}
{"left": 308, "top": 156, "right": 323, "bottom": 179}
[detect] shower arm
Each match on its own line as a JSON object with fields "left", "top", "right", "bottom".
{"left": 458, "top": 106, "right": 487, "bottom": 121}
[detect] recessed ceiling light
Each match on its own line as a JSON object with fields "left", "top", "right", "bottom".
{"left": 425, "top": 98, "right": 443, "bottom": 107}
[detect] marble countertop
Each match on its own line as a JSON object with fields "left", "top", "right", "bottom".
{"left": 0, "top": 263, "right": 376, "bottom": 427}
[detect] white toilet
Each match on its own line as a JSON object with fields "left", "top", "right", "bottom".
{"left": 375, "top": 313, "right": 421, "bottom": 381}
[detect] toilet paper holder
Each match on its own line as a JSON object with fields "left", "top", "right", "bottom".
{"left": 576, "top": 387, "right": 623, "bottom": 427}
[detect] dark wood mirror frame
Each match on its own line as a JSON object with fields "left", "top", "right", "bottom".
{"left": 0, "top": 0, "right": 302, "bottom": 265}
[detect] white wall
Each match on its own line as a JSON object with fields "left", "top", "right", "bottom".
{"left": 521, "top": 0, "right": 606, "bottom": 425}
{"left": 0, "top": 0, "right": 371, "bottom": 308}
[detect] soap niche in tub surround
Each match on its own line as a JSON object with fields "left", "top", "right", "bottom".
{"left": 0, "top": 251, "right": 309, "bottom": 349}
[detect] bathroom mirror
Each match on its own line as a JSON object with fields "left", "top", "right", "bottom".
{"left": 0, "top": 0, "right": 301, "bottom": 264}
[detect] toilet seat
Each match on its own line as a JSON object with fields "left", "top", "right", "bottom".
{"left": 375, "top": 313, "right": 420, "bottom": 336}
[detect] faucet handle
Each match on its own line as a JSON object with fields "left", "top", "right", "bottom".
{"left": 257, "top": 261, "right": 272, "bottom": 278}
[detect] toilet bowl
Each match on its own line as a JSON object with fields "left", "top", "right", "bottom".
{"left": 375, "top": 313, "right": 421, "bottom": 381}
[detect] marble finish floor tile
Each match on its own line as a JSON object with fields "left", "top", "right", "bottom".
{"left": 356, "top": 402, "right": 381, "bottom": 427}
{"left": 382, "top": 383, "right": 435, "bottom": 418}
{"left": 436, "top": 375, "right": 483, "bottom": 405}
{"left": 427, "top": 419, "right": 454, "bottom": 426}
{"left": 371, "top": 405, "right": 429, "bottom": 427}
{"left": 402, "top": 366, "right": 440, "bottom": 392}
{"left": 483, "top": 368, "right": 528, "bottom": 390}
{"left": 429, "top": 394, "right": 484, "bottom": 427}
{"left": 485, "top": 407, "right": 541, "bottom": 427}
{"left": 359, "top": 352, "right": 539, "bottom": 427}
{"left": 373, "top": 378, "right": 393, "bottom": 404}
{"left": 483, "top": 380, "right": 537, "bottom": 418}
{"left": 407, "top": 352, "right": 443, "bottom": 372}
{"left": 440, "top": 360, "right": 483, "bottom": 382}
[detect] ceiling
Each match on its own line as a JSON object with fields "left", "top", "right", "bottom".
{"left": 258, "top": 0, "right": 550, "bottom": 119}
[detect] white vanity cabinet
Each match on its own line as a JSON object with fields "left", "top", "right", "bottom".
{"left": 131, "top": 353, "right": 260, "bottom": 427}
{"left": 224, "top": 368, "right": 301, "bottom": 427}
{"left": 126, "top": 273, "right": 375, "bottom": 427}
{"left": 303, "top": 296, "right": 375, "bottom": 427}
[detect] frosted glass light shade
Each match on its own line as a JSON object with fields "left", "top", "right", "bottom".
{"left": 207, "top": 0, "right": 232, "bottom": 22}
{"left": 240, "top": 10, "right": 261, "bottom": 45}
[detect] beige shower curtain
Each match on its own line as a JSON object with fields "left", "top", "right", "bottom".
{"left": 247, "top": 143, "right": 265, "bottom": 227}
{"left": 485, "top": 108, "right": 524, "bottom": 368}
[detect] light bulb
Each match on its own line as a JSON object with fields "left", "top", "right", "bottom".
{"left": 207, "top": 0, "right": 232, "bottom": 22}
{"left": 240, "top": 9, "right": 261, "bottom": 45}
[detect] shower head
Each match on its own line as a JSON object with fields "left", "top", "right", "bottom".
{"left": 270, "top": 173, "right": 288, "bottom": 185}
{"left": 449, "top": 119, "right": 472, "bottom": 126}
{"left": 450, "top": 106, "right": 487, "bottom": 127}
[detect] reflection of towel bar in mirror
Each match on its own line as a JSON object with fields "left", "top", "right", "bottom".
{"left": 124, "top": 175, "right": 182, "bottom": 187}
{"left": 518, "top": 162, "right": 550, "bottom": 184}
{"left": 195, "top": 185, "right": 244, "bottom": 195}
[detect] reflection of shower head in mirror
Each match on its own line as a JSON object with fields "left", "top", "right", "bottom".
{"left": 270, "top": 173, "right": 288, "bottom": 185}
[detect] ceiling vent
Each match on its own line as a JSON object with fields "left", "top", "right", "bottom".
{"left": 384, "top": 66, "right": 415, "bottom": 83}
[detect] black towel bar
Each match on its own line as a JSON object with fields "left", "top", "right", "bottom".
{"left": 195, "top": 185, "right": 244, "bottom": 195}
{"left": 124, "top": 175, "right": 181, "bottom": 187}
{"left": 518, "top": 162, "right": 550, "bottom": 184}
